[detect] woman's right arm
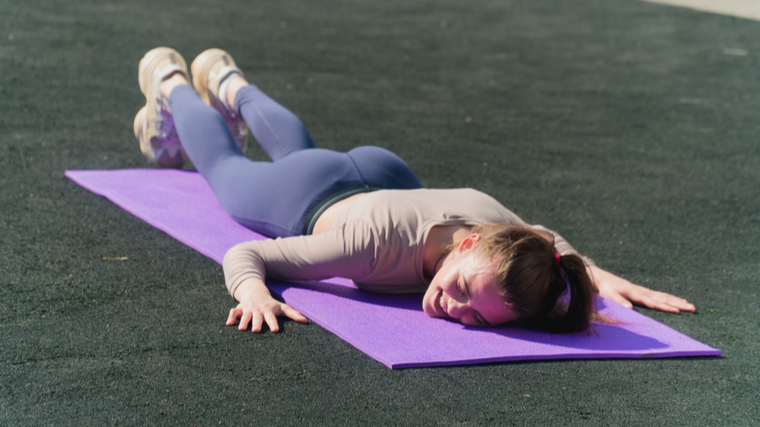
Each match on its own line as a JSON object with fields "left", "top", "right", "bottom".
{"left": 223, "top": 239, "right": 311, "bottom": 333}
{"left": 222, "top": 224, "right": 376, "bottom": 332}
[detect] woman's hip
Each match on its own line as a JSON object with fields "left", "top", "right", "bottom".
{"left": 218, "top": 147, "right": 420, "bottom": 237}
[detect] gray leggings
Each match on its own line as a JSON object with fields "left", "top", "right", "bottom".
{"left": 168, "top": 84, "right": 422, "bottom": 238}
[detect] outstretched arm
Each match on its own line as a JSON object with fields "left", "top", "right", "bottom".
{"left": 587, "top": 265, "right": 695, "bottom": 313}
{"left": 223, "top": 225, "right": 376, "bottom": 332}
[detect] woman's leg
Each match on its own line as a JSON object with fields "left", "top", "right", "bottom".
{"left": 232, "top": 84, "right": 315, "bottom": 162}
{"left": 165, "top": 75, "right": 422, "bottom": 237}
{"left": 190, "top": 49, "right": 315, "bottom": 162}
{"left": 167, "top": 84, "right": 293, "bottom": 236}
{"left": 224, "top": 78, "right": 423, "bottom": 190}
{"left": 168, "top": 85, "right": 248, "bottom": 178}
{"left": 223, "top": 77, "right": 421, "bottom": 191}
{"left": 167, "top": 83, "right": 365, "bottom": 237}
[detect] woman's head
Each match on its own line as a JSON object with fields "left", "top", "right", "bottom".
{"left": 422, "top": 234, "right": 519, "bottom": 327}
{"left": 423, "top": 224, "right": 596, "bottom": 333}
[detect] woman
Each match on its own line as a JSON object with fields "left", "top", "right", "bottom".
{"left": 135, "top": 47, "right": 695, "bottom": 334}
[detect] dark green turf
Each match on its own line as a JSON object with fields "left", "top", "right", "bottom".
{"left": 1, "top": 0, "right": 758, "bottom": 425}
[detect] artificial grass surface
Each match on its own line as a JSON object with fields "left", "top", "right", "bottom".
{"left": 1, "top": 0, "right": 758, "bottom": 425}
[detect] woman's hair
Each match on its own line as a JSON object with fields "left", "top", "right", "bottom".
{"left": 469, "top": 223, "right": 597, "bottom": 333}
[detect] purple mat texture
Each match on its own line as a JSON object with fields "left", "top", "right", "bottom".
{"left": 66, "top": 169, "right": 721, "bottom": 369}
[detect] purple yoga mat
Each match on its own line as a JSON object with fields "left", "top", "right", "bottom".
{"left": 66, "top": 169, "right": 721, "bottom": 368}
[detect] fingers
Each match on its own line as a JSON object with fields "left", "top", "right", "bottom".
{"left": 247, "top": 312, "right": 262, "bottom": 332}
{"left": 656, "top": 303, "right": 681, "bottom": 314}
{"left": 264, "top": 312, "right": 280, "bottom": 333}
{"left": 660, "top": 294, "right": 696, "bottom": 312}
{"left": 640, "top": 295, "right": 681, "bottom": 314}
{"left": 226, "top": 307, "right": 255, "bottom": 330}
{"left": 282, "top": 305, "right": 308, "bottom": 324}
{"left": 606, "top": 292, "right": 634, "bottom": 309}
{"left": 679, "top": 302, "right": 696, "bottom": 312}
{"left": 590, "top": 265, "right": 697, "bottom": 314}
{"left": 225, "top": 302, "right": 307, "bottom": 333}
{"left": 240, "top": 311, "right": 254, "bottom": 331}
{"left": 624, "top": 287, "right": 696, "bottom": 314}
{"left": 226, "top": 308, "right": 241, "bottom": 326}
{"left": 657, "top": 293, "right": 695, "bottom": 313}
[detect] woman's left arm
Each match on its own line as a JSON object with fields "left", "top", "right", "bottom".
{"left": 587, "top": 265, "right": 696, "bottom": 313}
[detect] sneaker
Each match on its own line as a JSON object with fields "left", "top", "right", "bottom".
{"left": 190, "top": 48, "right": 248, "bottom": 153}
{"left": 134, "top": 47, "right": 189, "bottom": 168}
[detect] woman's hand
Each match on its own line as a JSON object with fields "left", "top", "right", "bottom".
{"left": 226, "top": 278, "right": 308, "bottom": 332}
{"left": 587, "top": 265, "right": 696, "bottom": 313}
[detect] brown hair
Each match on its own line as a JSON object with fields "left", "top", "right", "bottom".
{"left": 468, "top": 223, "right": 597, "bottom": 333}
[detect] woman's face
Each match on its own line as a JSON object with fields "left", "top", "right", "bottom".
{"left": 423, "top": 235, "right": 517, "bottom": 327}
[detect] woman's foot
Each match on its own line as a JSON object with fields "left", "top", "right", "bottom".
{"left": 133, "top": 47, "right": 190, "bottom": 168}
{"left": 190, "top": 48, "right": 248, "bottom": 154}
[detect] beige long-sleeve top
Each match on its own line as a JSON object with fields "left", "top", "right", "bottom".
{"left": 223, "top": 188, "right": 593, "bottom": 296}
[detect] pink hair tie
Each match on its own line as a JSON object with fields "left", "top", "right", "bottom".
{"left": 554, "top": 253, "right": 561, "bottom": 268}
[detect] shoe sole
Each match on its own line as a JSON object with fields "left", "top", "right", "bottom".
{"left": 135, "top": 47, "right": 188, "bottom": 168}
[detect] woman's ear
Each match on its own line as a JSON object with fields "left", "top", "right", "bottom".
{"left": 457, "top": 233, "right": 482, "bottom": 253}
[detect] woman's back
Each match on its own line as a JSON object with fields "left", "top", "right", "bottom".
{"left": 223, "top": 188, "right": 587, "bottom": 295}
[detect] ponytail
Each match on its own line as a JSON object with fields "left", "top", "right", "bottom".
{"left": 470, "top": 223, "right": 597, "bottom": 334}
{"left": 521, "top": 252, "right": 595, "bottom": 333}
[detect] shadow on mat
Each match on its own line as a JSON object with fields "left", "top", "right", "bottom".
{"left": 266, "top": 279, "right": 669, "bottom": 352}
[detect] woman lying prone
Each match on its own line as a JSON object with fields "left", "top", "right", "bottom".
{"left": 133, "top": 47, "right": 695, "bottom": 333}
